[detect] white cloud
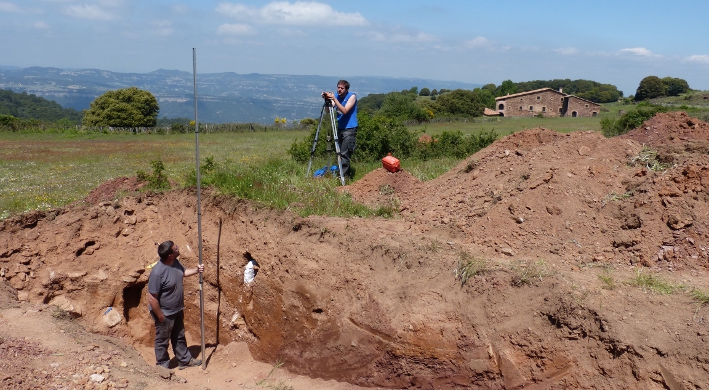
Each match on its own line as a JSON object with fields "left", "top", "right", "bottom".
{"left": 32, "top": 21, "right": 50, "bottom": 29}
{"left": 216, "top": 1, "right": 367, "bottom": 27}
{"left": 464, "top": 36, "right": 490, "bottom": 49}
{"left": 217, "top": 23, "right": 254, "bottom": 36}
{"left": 685, "top": 54, "right": 709, "bottom": 64}
{"left": 65, "top": 4, "right": 116, "bottom": 20}
{"left": 151, "top": 20, "right": 173, "bottom": 36}
{"left": 0, "top": 1, "right": 21, "bottom": 12}
{"left": 618, "top": 47, "right": 658, "bottom": 57}
{"left": 96, "top": 0, "right": 125, "bottom": 7}
{"left": 171, "top": 4, "right": 189, "bottom": 14}
{"left": 554, "top": 47, "right": 578, "bottom": 55}
{"left": 361, "top": 30, "right": 436, "bottom": 43}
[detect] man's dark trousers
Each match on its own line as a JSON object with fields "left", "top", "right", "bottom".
{"left": 152, "top": 310, "right": 191, "bottom": 368}
{"left": 338, "top": 128, "right": 357, "bottom": 178}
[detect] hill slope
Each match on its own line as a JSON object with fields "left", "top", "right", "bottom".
{"left": 0, "top": 89, "right": 81, "bottom": 123}
{"left": 0, "top": 67, "right": 480, "bottom": 124}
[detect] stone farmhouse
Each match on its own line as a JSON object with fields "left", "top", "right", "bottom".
{"left": 494, "top": 88, "right": 601, "bottom": 117}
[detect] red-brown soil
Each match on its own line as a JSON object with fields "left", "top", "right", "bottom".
{"left": 2, "top": 111, "right": 709, "bottom": 389}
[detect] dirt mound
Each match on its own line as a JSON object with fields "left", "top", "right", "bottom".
{"left": 621, "top": 111, "right": 709, "bottom": 147}
{"left": 3, "top": 113, "right": 709, "bottom": 389}
{"left": 621, "top": 111, "right": 709, "bottom": 166}
{"left": 80, "top": 176, "right": 144, "bottom": 206}
{"left": 345, "top": 168, "right": 424, "bottom": 209}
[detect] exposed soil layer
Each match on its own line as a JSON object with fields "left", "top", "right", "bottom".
{"left": 2, "top": 111, "right": 709, "bottom": 389}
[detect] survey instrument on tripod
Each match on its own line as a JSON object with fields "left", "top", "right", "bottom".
{"left": 306, "top": 94, "right": 346, "bottom": 185}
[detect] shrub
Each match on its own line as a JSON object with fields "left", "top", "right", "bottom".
{"left": 136, "top": 159, "right": 170, "bottom": 191}
{"left": 601, "top": 104, "right": 667, "bottom": 137}
{"left": 288, "top": 113, "right": 498, "bottom": 164}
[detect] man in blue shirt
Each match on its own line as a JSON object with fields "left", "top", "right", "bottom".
{"left": 324, "top": 80, "right": 358, "bottom": 179}
{"left": 147, "top": 240, "right": 204, "bottom": 369}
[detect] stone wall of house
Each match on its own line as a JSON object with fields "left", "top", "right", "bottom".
{"left": 496, "top": 90, "right": 565, "bottom": 117}
{"left": 565, "top": 96, "right": 600, "bottom": 117}
{"left": 496, "top": 90, "right": 601, "bottom": 118}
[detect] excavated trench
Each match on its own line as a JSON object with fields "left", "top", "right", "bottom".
{"left": 3, "top": 191, "right": 706, "bottom": 389}
{"left": 4, "top": 114, "right": 709, "bottom": 388}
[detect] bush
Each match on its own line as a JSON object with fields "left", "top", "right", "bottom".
{"left": 601, "top": 104, "right": 667, "bottom": 137}
{"left": 414, "top": 130, "right": 498, "bottom": 160}
{"left": 288, "top": 113, "right": 498, "bottom": 164}
{"left": 136, "top": 159, "right": 170, "bottom": 191}
{"left": 355, "top": 113, "right": 418, "bottom": 161}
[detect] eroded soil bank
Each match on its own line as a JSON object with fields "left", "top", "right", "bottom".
{"left": 2, "top": 112, "right": 709, "bottom": 389}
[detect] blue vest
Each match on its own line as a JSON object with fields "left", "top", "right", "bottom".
{"left": 336, "top": 91, "right": 358, "bottom": 130}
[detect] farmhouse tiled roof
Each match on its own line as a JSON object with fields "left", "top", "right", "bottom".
{"left": 565, "top": 95, "right": 600, "bottom": 106}
{"left": 483, "top": 107, "right": 501, "bottom": 116}
{"left": 495, "top": 88, "right": 562, "bottom": 100}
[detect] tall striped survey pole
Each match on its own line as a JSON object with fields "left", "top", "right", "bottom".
{"left": 193, "top": 48, "right": 206, "bottom": 370}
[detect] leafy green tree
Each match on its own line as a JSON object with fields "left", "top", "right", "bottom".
{"left": 379, "top": 92, "right": 429, "bottom": 122}
{"left": 495, "top": 80, "right": 517, "bottom": 97}
{"left": 357, "top": 93, "right": 388, "bottom": 114}
{"left": 433, "top": 89, "right": 494, "bottom": 117}
{"left": 634, "top": 76, "right": 666, "bottom": 101}
{"left": 419, "top": 87, "right": 431, "bottom": 96}
{"left": 662, "top": 77, "right": 689, "bottom": 96}
{"left": 431, "top": 89, "right": 438, "bottom": 96}
{"left": 83, "top": 87, "right": 159, "bottom": 127}
{"left": 482, "top": 84, "right": 496, "bottom": 94}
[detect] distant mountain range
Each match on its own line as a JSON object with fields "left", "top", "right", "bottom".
{"left": 0, "top": 66, "right": 480, "bottom": 124}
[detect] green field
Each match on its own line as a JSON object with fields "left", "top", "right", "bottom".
{"left": 0, "top": 102, "right": 669, "bottom": 220}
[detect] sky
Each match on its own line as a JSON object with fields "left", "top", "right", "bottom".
{"left": 2, "top": 0, "right": 709, "bottom": 96}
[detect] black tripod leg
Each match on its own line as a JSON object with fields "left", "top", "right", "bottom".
{"left": 306, "top": 104, "right": 327, "bottom": 177}
{"left": 329, "top": 106, "right": 346, "bottom": 186}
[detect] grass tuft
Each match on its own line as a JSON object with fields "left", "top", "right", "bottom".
{"left": 627, "top": 146, "right": 671, "bottom": 172}
{"left": 625, "top": 270, "right": 681, "bottom": 295}
{"left": 257, "top": 359, "right": 292, "bottom": 389}
{"left": 690, "top": 288, "right": 709, "bottom": 305}
{"left": 598, "top": 269, "right": 616, "bottom": 290}
{"left": 455, "top": 252, "right": 488, "bottom": 286}
{"left": 510, "top": 259, "right": 553, "bottom": 287}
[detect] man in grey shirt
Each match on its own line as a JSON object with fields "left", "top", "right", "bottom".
{"left": 147, "top": 240, "right": 204, "bottom": 369}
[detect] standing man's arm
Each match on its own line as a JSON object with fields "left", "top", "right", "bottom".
{"left": 325, "top": 92, "right": 356, "bottom": 115}
{"left": 147, "top": 292, "right": 164, "bottom": 322}
{"left": 184, "top": 264, "right": 204, "bottom": 277}
{"left": 333, "top": 94, "right": 356, "bottom": 115}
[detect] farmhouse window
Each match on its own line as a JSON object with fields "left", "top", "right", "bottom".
{"left": 498, "top": 103, "right": 505, "bottom": 110}
{"left": 585, "top": 104, "right": 589, "bottom": 108}
{"left": 542, "top": 107, "right": 546, "bottom": 112}
{"left": 559, "top": 108, "right": 562, "bottom": 113}
{"left": 536, "top": 96, "right": 540, "bottom": 100}
{"left": 519, "top": 106, "right": 523, "bottom": 110}
{"left": 529, "top": 106, "right": 533, "bottom": 111}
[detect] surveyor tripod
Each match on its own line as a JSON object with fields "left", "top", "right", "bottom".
{"left": 306, "top": 98, "right": 346, "bottom": 185}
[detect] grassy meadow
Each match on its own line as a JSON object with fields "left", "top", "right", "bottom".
{"left": 0, "top": 102, "right": 635, "bottom": 220}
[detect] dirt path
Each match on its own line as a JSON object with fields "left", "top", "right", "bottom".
{"left": 2, "top": 111, "right": 709, "bottom": 389}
